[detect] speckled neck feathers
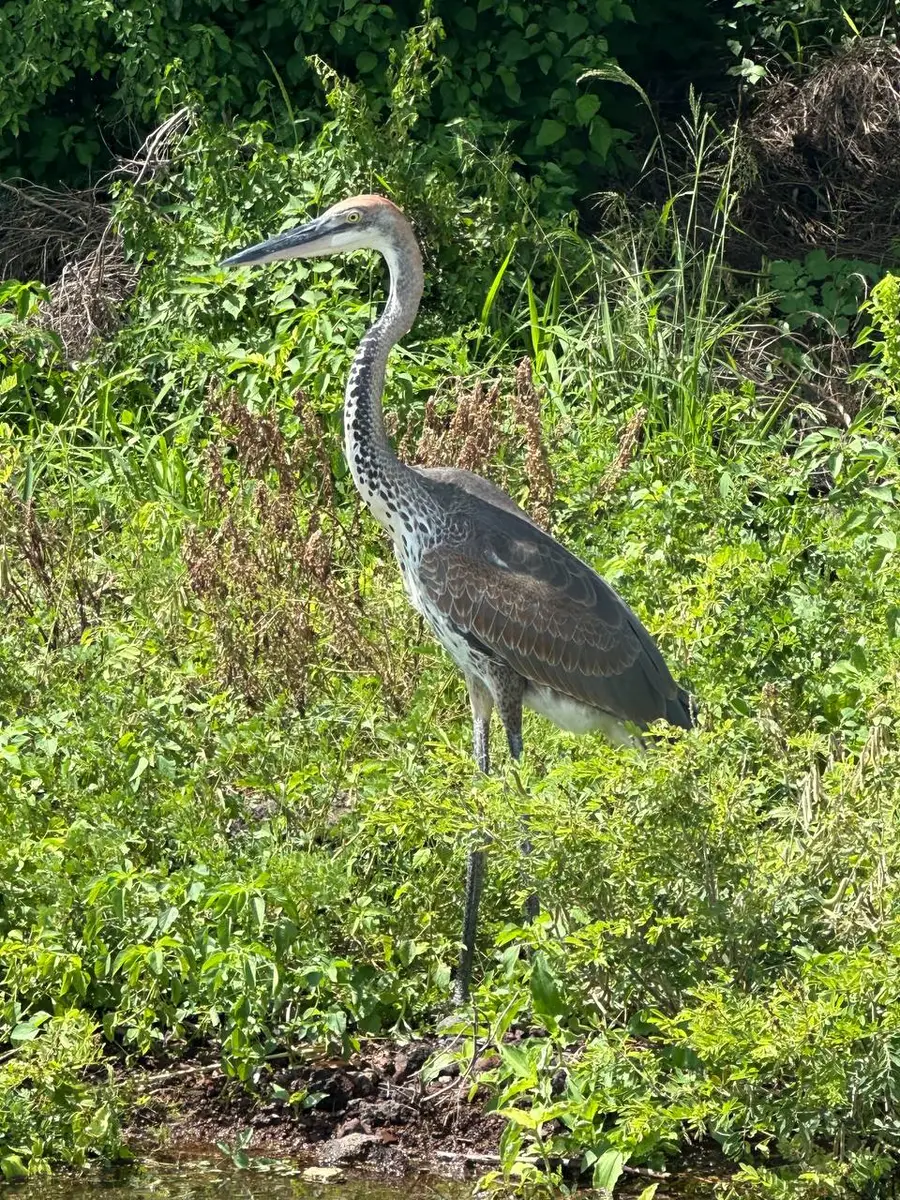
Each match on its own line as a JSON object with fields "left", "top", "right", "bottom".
{"left": 343, "top": 222, "right": 427, "bottom": 536}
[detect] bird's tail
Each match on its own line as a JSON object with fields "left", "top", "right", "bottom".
{"left": 666, "top": 687, "right": 697, "bottom": 731}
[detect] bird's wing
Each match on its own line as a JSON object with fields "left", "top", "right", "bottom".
{"left": 413, "top": 466, "right": 539, "bottom": 527}
{"left": 417, "top": 516, "right": 687, "bottom": 727}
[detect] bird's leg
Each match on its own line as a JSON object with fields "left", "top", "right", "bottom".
{"left": 493, "top": 671, "right": 539, "bottom": 923}
{"left": 453, "top": 680, "right": 493, "bottom": 1006}
{"left": 473, "top": 710, "right": 490, "bottom": 776}
{"left": 454, "top": 822, "right": 487, "bottom": 1006}
{"left": 509, "top": 744, "right": 540, "bottom": 924}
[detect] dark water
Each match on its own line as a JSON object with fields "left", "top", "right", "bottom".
{"left": 8, "top": 1148, "right": 719, "bottom": 1198}
{"left": 8, "top": 1156, "right": 471, "bottom": 1199}
{"left": 3, "top": 1159, "right": 720, "bottom": 1199}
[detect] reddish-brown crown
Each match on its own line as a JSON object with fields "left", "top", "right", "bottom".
{"left": 327, "top": 194, "right": 406, "bottom": 216}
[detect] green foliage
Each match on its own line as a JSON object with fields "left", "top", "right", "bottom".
{"left": 855, "top": 272, "right": 900, "bottom": 398}
{"left": 4, "top": 71, "right": 900, "bottom": 1198}
{"left": 768, "top": 252, "right": 884, "bottom": 337}
{"left": 0, "top": 1011, "right": 127, "bottom": 1177}
{"left": 478, "top": 105, "right": 780, "bottom": 449}
{"left": 0, "top": 0, "right": 632, "bottom": 195}
{"left": 0, "top": 283, "right": 70, "bottom": 424}
{"left": 724, "top": 0, "right": 898, "bottom": 80}
{"left": 0, "top": 0, "right": 738, "bottom": 205}
{"left": 3, "top": 371, "right": 900, "bottom": 1190}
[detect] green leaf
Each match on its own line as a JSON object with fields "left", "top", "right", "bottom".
{"left": 497, "top": 1106, "right": 543, "bottom": 1130}
{"left": 130, "top": 755, "right": 150, "bottom": 784}
{"left": 530, "top": 952, "right": 564, "bottom": 1017}
{"left": 480, "top": 241, "right": 517, "bottom": 328}
{"left": 575, "top": 93, "right": 601, "bottom": 124}
{"left": 535, "top": 119, "right": 567, "bottom": 147}
{"left": 564, "top": 12, "right": 588, "bottom": 37}
{"left": 497, "top": 65, "right": 521, "bottom": 104}
{"left": 805, "top": 248, "right": 831, "bottom": 280}
{"left": 500, "top": 31, "right": 531, "bottom": 61}
{"left": 592, "top": 1149, "right": 625, "bottom": 1190}
{"left": 356, "top": 51, "right": 378, "bottom": 72}
{"left": 499, "top": 1043, "right": 534, "bottom": 1080}
{"left": 85, "top": 1105, "right": 111, "bottom": 1139}
{"left": 455, "top": 7, "right": 476, "bottom": 30}
{"left": 590, "top": 117, "right": 614, "bottom": 159}
{"left": 0, "top": 1155, "right": 29, "bottom": 1181}
{"left": 10, "top": 1011, "right": 51, "bottom": 1043}
{"left": 222, "top": 296, "right": 245, "bottom": 319}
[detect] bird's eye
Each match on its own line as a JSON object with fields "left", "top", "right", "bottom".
{"left": 346, "top": 211, "right": 361, "bottom": 223}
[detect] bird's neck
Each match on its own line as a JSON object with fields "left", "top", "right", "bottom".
{"left": 343, "top": 240, "right": 426, "bottom": 534}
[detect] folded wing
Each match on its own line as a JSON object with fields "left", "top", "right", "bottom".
{"left": 417, "top": 513, "right": 691, "bottom": 729}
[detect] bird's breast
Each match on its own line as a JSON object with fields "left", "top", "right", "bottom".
{"left": 395, "top": 542, "right": 492, "bottom": 676}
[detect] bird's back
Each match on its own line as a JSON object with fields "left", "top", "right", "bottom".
{"left": 409, "top": 469, "right": 693, "bottom": 732}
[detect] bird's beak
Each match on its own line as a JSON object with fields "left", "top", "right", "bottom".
{"left": 220, "top": 216, "right": 330, "bottom": 267}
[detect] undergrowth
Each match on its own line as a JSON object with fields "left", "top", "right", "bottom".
{"left": 3, "top": 52, "right": 900, "bottom": 1199}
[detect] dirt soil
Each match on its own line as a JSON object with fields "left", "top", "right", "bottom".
{"left": 127, "top": 1035, "right": 504, "bottom": 1179}
{"left": 124, "top": 1035, "right": 728, "bottom": 1194}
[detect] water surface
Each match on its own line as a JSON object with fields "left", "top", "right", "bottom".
{"left": 9, "top": 1156, "right": 470, "bottom": 1200}
{"left": 9, "top": 1149, "right": 720, "bottom": 1198}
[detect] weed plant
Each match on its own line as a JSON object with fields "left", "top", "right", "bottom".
{"left": 2, "top": 75, "right": 900, "bottom": 1200}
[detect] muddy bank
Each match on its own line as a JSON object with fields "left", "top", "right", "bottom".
{"left": 125, "top": 1036, "right": 726, "bottom": 1195}
{"left": 128, "top": 1035, "right": 503, "bottom": 1178}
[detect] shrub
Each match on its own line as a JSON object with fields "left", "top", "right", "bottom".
{"left": 726, "top": 0, "right": 899, "bottom": 80}
{"left": 0, "top": 1012, "right": 126, "bottom": 1177}
{"left": 856, "top": 272, "right": 900, "bottom": 401}
{"left": 1, "top": 0, "right": 728, "bottom": 204}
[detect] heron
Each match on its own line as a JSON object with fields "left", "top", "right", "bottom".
{"left": 222, "top": 194, "right": 694, "bottom": 1004}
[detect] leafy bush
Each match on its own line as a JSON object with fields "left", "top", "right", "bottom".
{"left": 0, "top": 1012, "right": 126, "bottom": 1178}
{"left": 725, "top": 0, "right": 898, "bottom": 80}
{"left": 768, "top": 251, "right": 883, "bottom": 337}
{"left": 0, "top": 0, "right": 732, "bottom": 203}
{"left": 856, "top": 272, "right": 900, "bottom": 399}
{"left": 0, "top": 283, "right": 70, "bottom": 424}
{"left": 2, "top": 352, "right": 900, "bottom": 1190}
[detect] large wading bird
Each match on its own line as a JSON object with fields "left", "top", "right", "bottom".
{"left": 222, "top": 194, "right": 694, "bottom": 1003}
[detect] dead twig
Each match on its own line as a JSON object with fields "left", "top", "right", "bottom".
{"left": 433, "top": 1149, "right": 672, "bottom": 1179}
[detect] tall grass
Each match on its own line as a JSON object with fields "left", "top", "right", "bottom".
{"left": 476, "top": 102, "right": 785, "bottom": 457}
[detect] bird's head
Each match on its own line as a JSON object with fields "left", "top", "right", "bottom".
{"left": 220, "top": 194, "right": 410, "bottom": 267}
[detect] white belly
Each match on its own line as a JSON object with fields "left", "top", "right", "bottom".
{"left": 524, "top": 683, "right": 642, "bottom": 747}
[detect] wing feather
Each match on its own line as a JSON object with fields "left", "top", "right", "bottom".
{"left": 418, "top": 520, "right": 684, "bottom": 727}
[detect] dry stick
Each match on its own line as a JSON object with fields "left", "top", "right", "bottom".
{"left": 142, "top": 1049, "right": 300, "bottom": 1089}
{"left": 0, "top": 179, "right": 92, "bottom": 225}
{"left": 433, "top": 1149, "right": 672, "bottom": 1180}
{"left": 418, "top": 1079, "right": 465, "bottom": 1107}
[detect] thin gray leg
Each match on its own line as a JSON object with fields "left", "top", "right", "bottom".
{"left": 454, "top": 686, "right": 493, "bottom": 1006}
{"left": 453, "top": 837, "right": 486, "bottom": 1005}
{"left": 508, "top": 737, "right": 539, "bottom": 923}
{"left": 473, "top": 712, "right": 490, "bottom": 775}
{"left": 492, "top": 669, "right": 539, "bottom": 925}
